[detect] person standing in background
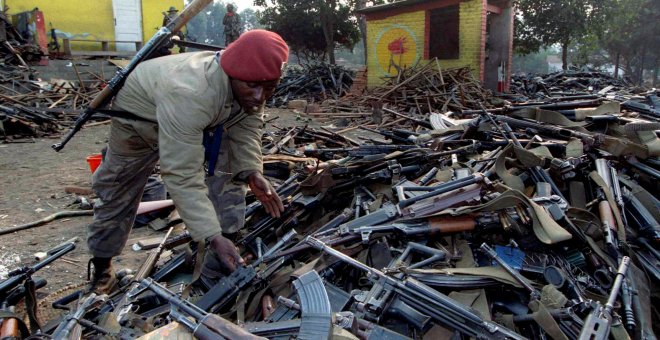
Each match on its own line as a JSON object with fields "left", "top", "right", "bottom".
{"left": 162, "top": 6, "right": 186, "bottom": 53}
{"left": 223, "top": 4, "right": 241, "bottom": 45}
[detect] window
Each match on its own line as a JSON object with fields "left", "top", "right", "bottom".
{"left": 429, "top": 5, "right": 459, "bottom": 59}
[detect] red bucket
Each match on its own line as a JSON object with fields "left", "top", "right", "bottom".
{"left": 86, "top": 154, "right": 102, "bottom": 174}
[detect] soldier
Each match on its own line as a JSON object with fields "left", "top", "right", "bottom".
{"left": 162, "top": 6, "right": 186, "bottom": 53}
{"left": 86, "top": 30, "right": 288, "bottom": 294}
{"left": 223, "top": 4, "right": 241, "bottom": 45}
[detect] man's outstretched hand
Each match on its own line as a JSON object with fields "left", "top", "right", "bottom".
{"left": 208, "top": 234, "right": 244, "bottom": 272}
{"left": 248, "top": 172, "right": 285, "bottom": 218}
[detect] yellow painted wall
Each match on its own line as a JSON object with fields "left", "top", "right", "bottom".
{"left": 367, "top": 11, "right": 425, "bottom": 88}
{"left": 365, "top": 0, "right": 485, "bottom": 88}
{"left": 5, "top": 0, "right": 182, "bottom": 51}
{"left": 140, "top": 0, "right": 184, "bottom": 42}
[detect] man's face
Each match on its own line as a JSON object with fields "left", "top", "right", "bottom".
{"left": 230, "top": 79, "right": 279, "bottom": 113}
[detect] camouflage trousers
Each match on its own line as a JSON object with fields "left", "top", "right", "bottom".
{"left": 87, "top": 119, "right": 247, "bottom": 258}
{"left": 225, "top": 33, "right": 239, "bottom": 45}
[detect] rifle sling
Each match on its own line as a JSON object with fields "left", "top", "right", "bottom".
{"left": 91, "top": 108, "right": 155, "bottom": 123}
{"left": 24, "top": 278, "right": 41, "bottom": 334}
{"left": 446, "top": 183, "right": 572, "bottom": 244}
{"left": 511, "top": 108, "right": 589, "bottom": 131}
{"left": 495, "top": 144, "right": 525, "bottom": 192}
{"left": 528, "top": 300, "right": 569, "bottom": 340}
{"left": 182, "top": 240, "right": 206, "bottom": 299}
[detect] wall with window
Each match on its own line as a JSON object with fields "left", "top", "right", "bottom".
{"left": 4, "top": 0, "right": 182, "bottom": 51}
{"left": 364, "top": 0, "right": 487, "bottom": 88}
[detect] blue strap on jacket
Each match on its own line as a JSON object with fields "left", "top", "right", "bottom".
{"left": 203, "top": 124, "right": 224, "bottom": 177}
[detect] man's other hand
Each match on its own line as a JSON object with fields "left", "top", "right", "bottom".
{"left": 208, "top": 234, "right": 244, "bottom": 272}
{"left": 248, "top": 173, "right": 285, "bottom": 218}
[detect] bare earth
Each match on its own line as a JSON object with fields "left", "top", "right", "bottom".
{"left": 0, "top": 108, "right": 326, "bottom": 296}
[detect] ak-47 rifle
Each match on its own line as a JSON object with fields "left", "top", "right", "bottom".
{"left": 304, "top": 145, "right": 422, "bottom": 158}
{"left": 0, "top": 241, "right": 75, "bottom": 334}
{"left": 129, "top": 278, "right": 265, "bottom": 340}
{"left": 195, "top": 230, "right": 298, "bottom": 313}
{"left": 338, "top": 215, "right": 477, "bottom": 244}
{"left": 49, "top": 293, "right": 109, "bottom": 339}
{"left": 578, "top": 257, "right": 630, "bottom": 340}
{"left": 305, "top": 237, "right": 527, "bottom": 340}
{"left": 52, "top": 0, "right": 213, "bottom": 151}
{"left": 0, "top": 242, "right": 75, "bottom": 299}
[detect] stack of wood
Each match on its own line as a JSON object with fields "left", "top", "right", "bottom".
{"left": 510, "top": 68, "right": 639, "bottom": 100}
{"left": 317, "top": 59, "right": 496, "bottom": 130}
{"left": 0, "top": 64, "right": 106, "bottom": 142}
{"left": 267, "top": 63, "right": 355, "bottom": 108}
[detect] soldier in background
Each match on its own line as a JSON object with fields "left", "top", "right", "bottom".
{"left": 223, "top": 4, "right": 241, "bottom": 45}
{"left": 162, "top": 6, "right": 186, "bottom": 53}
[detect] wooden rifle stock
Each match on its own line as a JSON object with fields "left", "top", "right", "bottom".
{"left": 198, "top": 314, "right": 265, "bottom": 340}
{"left": 52, "top": 0, "right": 213, "bottom": 151}
{"left": 134, "top": 227, "right": 174, "bottom": 281}
{"left": 427, "top": 215, "right": 476, "bottom": 234}
{"left": 113, "top": 228, "right": 173, "bottom": 323}
{"left": 0, "top": 318, "right": 20, "bottom": 339}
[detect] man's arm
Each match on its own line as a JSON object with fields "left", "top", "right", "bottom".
{"left": 226, "top": 112, "right": 264, "bottom": 179}
{"left": 226, "top": 112, "right": 284, "bottom": 217}
{"left": 155, "top": 88, "right": 222, "bottom": 242}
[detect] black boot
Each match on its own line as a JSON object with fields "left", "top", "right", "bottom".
{"left": 87, "top": 257, "right": 117, "bottom": 295}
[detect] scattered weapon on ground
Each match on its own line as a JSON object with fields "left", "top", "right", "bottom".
{"left": 578, "top": 256, "right": 630, "bottom": 340}
{"left": 196, "top": 229, "right": 297, "bottom": 313}
{"left": 5, "top": 60, "right": 660, "bottom": 339}
{"left": 480, "top": 243, "right": 540, "bottom": 300}
{"left": 49, "top": 293, "right": 110, "bottom": 339}
{"left": 304, "top": 144, "right": 422, "bottom": 158}
{"left": 338, "top": 215, "right": 477, "bottom": 243}
{"left": 113, "top": 227, "right": 174, "bottom": 323}
{"left": 305, "top": 236, "right": 527, "bottom": 340}
{"left": 129, "top": 278, "right": 265, "bottom": 339}
{"left": 0, "top": 241, "right": 75, "bottom": 299}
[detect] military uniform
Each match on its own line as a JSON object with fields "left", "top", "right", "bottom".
{"left": 87, "top": 51, "right": 262, "bottom": 258}
{"left": 162, "top": 8, "right": 186, "bottom": 52}
{"left": 223, "top": 11, "right": 241, "bottom": 45}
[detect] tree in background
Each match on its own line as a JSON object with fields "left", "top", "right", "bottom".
{"left": 514, "top": 0, "right": 605, "bottom": 70}
{"left": 241, "top": 8, "right": 263, "bottom": 31}
{"left": 567, "top": 33, "right": 609, "bottom": 70}
{"left": 254, "top": 0, "right": 360, "bottom": 64}
{"left": 597, "top": 0, "right": 659, "bottom": 85}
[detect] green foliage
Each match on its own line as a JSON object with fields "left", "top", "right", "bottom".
{"left": 514, "top": 0, "right": 606, "bottom": 69}
{"left": 514, "top": 0, "right": 658, "bottom": 84}
{"left": 241, "top": 8, "right": 264, "bottom": 31}
{"left": 254, "top": 0, "right": 361, "bottom": 64}
{"left": 597, "top": 0, "right": 659, "bottom": 84}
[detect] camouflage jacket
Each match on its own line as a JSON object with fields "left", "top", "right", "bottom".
{"left": 223, "top": 12, "right": 241, "bottom": 36}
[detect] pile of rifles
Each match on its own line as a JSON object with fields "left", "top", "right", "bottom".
{"left": 1, "top": 70, "right": 659, "bottom": 340}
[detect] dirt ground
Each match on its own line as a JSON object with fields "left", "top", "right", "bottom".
{"left": 0, "top": 108, "right": 329, "bottom": 296}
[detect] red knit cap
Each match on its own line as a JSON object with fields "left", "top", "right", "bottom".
{"left": 221, "top": 30, "right": 289, "bottom": 82}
